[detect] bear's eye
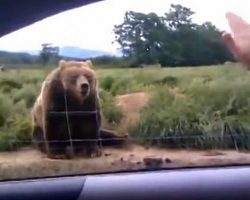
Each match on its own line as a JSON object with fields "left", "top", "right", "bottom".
{"left": 85, "top": 75, "right": 93, "bottom": 82}
{"left": 69, "top": 75, "right": 78, "bottom": 83}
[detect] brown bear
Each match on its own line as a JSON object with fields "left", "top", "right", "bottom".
{"left": 31, "top": 59, "right": 126, "bottom": 159}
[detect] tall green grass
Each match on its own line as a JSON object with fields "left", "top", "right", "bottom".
{"left": 130, "top": 64, "right": 250, "bottom": 150}
{"left": 1, "top": 63, "right": 250, "bottom": 151}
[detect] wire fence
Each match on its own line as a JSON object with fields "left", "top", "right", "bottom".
{"left": 7, "top": 134, "right": 250, "bottom": 144}
{"left": 4, "top": 71, "right": 250, "bottom": 152}
{"left": 47, "top": 111, "right": 98, "bottom": 116}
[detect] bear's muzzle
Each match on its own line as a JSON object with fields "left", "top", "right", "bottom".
{"left": 80, "top": 83, "right": 89, "bottom": 96}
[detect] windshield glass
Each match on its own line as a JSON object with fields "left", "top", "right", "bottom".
{"left": 1, "top": 0, "right": 250, "bottom": 181}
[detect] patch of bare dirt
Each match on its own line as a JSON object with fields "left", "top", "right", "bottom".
{"left": 1, "top": 145, "right": 250, "bottom": 180}
{"left": 116, "top": 92, "right": 150, "bottom": 127}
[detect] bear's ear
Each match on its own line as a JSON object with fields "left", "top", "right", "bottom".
{"left": 85, "top": 60, "right": 94, "bottom": 68}
{"left": 59, "top": 60, "right": 67, "bottom": 70}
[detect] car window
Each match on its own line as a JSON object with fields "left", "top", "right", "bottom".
{"left": 0, "top": 0, "right": 250, "bottom": 181}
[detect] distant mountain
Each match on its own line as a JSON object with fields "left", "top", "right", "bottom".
{"left": 0, "top": 50, "right": 38, "bottom": 66}
{"left": 0, "top": 50, "right": 34, "bottom": 58}
{"left": 0, "top": 48, "right": 123, "bottom": 67}
{"left": 25, "top": 50, "right": 40, "bottom": 56}
{"left": 58, "top": 46, "right": 118, "bottom": 59}
{"left": 0, "top": 46, "right": 121, "bottom": 61}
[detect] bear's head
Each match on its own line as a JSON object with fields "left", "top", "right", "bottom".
{"left": 59, "top": 59, "right": 98, "bottom": 101}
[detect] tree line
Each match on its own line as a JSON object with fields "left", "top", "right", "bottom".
{"left": 113, "top": 4, "right": 235, "bottom": 67}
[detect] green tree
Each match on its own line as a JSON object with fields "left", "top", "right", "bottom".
{"left": 114, "top": 11, "right": 165, "bottom": 65}
{"left": 114, "top": 4, "right": 234, "bottom": 67}
{"left": 164, "top": 4, "right": 195, "bottom": 30}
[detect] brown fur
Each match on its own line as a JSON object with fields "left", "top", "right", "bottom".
{"left": 31, "top": 60, "right": 126, "bottom": 159}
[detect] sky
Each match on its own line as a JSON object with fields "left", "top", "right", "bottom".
{"left": 1, "top": 0, "right": 250, "bottom": 53}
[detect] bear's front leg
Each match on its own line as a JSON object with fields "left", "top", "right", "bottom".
{"left": 44, "top": 114, "right": 68, "bottom": 159}
{"left": 85, "top": 126, "right": 102, "bottom": 158}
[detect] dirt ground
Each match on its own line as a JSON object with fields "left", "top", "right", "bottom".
{"left": 1, "top": 92, "right": 250, "bottom": 180}
{"left": 1, "top": 145, "right": 250, "bottom": 180}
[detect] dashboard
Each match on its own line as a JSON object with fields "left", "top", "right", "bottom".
{"left": 0, "top": 165, "right": 250, "bottom": 200}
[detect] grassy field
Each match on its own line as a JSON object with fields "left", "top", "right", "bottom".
{"left": 1, "top": 62, "right": 250, "bottom": 151}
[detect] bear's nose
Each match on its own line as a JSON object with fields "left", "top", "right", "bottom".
{"left": 81, "top": 83, "right": 89, "bottom": 93}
